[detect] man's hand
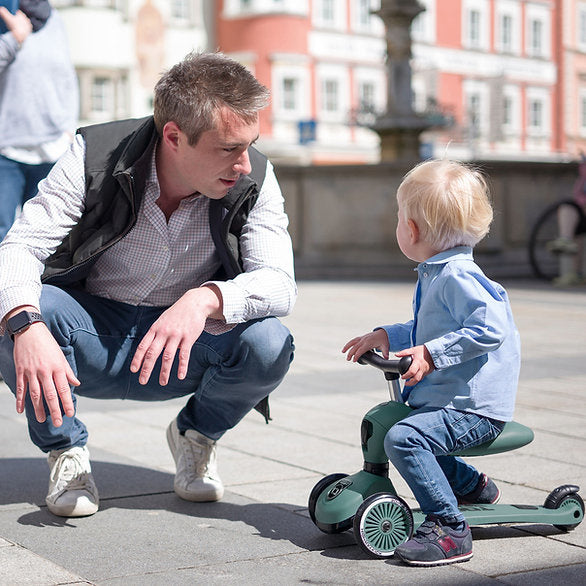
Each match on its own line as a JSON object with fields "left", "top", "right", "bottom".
{"left": 396, "top": 345, "right": 435, "bottom": 386}
{"left": 0, "top": 9, "right": 32, "bottom": 45}
{"left": 13, "top": 323, "right": 79, "bottom": 426}
{"left": 342, "top": 328, "right": 390, "bottom": 362}
{"left": 130, "top": 285, "right": 224, "bottom": 386}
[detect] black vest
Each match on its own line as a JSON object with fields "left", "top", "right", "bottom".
{"left": 42, "top": 116, "right": 268, "bottom": 285}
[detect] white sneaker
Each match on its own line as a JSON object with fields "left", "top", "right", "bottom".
{"left": 166, "top": 419, "right": 224, "bottom": 502}
{"left": 46, "top": 446, "right": 99, "bottom": 517}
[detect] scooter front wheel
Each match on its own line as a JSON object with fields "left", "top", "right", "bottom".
{"left": 353, "top": 493, "right": 414, "bottom": 558}
{"left": 308, "top": 473, "right": 351, "bottom": 533}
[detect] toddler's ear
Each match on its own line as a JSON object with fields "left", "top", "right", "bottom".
{"left": 407, "top": 219, "right": 420, "bottom": 244}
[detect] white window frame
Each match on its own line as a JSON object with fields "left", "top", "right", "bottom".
{"left": 525, "top": 3, "right": 551, "bottom": 59}
{"left": 580, "top": 89, "right": 586, "bottom": 137}
{"left": 353, "top": 66, "right": 385, "bottom": 121}
{"left": 316, "top": 64, "right": 350, "bottom": 122}
{"left": 271, "top": 61, "right": 310, "bottom": 122}
{"left": 411, "top": 0, "right": 436, "bottom": 44}
{"left": 463, "top": 79, "right": 490, "bottom": 139}
{"left": 578, "top": 2, "right": 586, "bottom": 52}
{"left": 501, "top": 85, "right": 521, "bottom": 136}
{"left": 312, "top": 0, "right": 346, "bottom": 31}
{"left": 351, "top": 0, "right": 383, "bottom": 34}
{"left": 526, "top": 87, "right": 550, "bottom": 137}
{"left": 463, "top": 0, "right": 489, "bottom": 51}
{"left": 223, "top": 0, "right": 308, "bottom": 17}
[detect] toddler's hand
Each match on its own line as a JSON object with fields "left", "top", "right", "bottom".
{"left": 342, "top": 329, "right": 389, "bottom": 362}
{"left": 396, "top": 345, "right": 435, "bottom": 385}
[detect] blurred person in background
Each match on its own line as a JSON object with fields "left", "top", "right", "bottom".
{"left": 0, "top": 0, "right": 78, "bottom": 241}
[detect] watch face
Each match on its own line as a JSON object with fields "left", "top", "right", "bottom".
{"left": 8, "top": 312, "right": 32, "bottom": 333}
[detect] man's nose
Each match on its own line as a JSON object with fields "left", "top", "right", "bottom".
{"left": 234, "top": 149, "right": 252, "bottom": 176}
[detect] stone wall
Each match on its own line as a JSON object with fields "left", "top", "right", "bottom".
{"left": 275, "top": 159, "right": 579, "bottom": 280}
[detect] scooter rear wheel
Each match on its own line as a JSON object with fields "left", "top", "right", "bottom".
{"left": 353, "top": 493, "right": 414, "bottom": 558}
{"left": 544, "top": 486, "right": 584, "bottom": 532}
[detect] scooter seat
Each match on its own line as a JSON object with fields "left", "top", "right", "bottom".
{"left": 455, "top": 421, "right": 534, "bottom": 456}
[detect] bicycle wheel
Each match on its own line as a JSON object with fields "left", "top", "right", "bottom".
{"left": 528, "top": 200, "right": 584, "bottom": 281}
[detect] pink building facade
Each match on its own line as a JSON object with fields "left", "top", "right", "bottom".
{"left": 216, "top": 0, "right": 586, "bottom": 163}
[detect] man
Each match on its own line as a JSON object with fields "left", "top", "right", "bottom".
{"left": 0, "top": 0, "right": 78, "bottom": 241}
{"left": 0, "top": 52, "right": 296, "bottom": 517}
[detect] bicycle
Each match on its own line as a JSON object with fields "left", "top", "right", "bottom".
{"left": 528, "top": 159, "right": 586, "bottom": 284}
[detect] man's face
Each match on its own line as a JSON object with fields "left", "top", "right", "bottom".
{"left": 174, "top": 107, "right": 260, "bottom": 200}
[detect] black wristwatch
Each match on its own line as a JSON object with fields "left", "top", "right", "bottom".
{"left": 5, "top": 310, "right": 44, "bottom": 340}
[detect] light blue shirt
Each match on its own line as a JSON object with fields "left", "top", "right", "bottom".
{"left": 380, "top": 247, "right": 520, "bottom": 421}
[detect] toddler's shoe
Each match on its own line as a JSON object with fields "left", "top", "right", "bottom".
{"left": 394, "top": 517, "right": 472, "bottom": 566}
{"left": 457, "top": 473, "right": 500, "bottom": 505}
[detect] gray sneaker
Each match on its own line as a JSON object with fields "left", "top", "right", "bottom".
{"left": 46, "top": 446, "right": 99, "bottom": 517}
{"left": 166, "top": 419, "right": 224, "bottom": 502}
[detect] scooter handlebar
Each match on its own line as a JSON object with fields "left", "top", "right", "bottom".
{"left": 357, "top": 349, "right": 412, "bottom": 375}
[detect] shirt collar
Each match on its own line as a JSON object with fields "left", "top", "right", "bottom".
{"left": 419, "top": 246, "right": 474, "bottom": 268}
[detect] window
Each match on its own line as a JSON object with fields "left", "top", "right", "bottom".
{"left": 91, "top": 77, "right": 112, "bottom": 115}
{"left": 321, "top": 0, "right": 335, "bottom": 24}
{"left": 463, "top": 0, "right": 488, "bottom": 50}
{"left": 323, "top": 79, "right": 339, "bottom": 112}
{"left": 580, "top": 93, "right": 586, "bottom": 133}
{"left": 171, "top": 0, "right": 192, "bottom": 20}
{"left": 500, "top": 14, "right": 512, "bottom": 52}
{"left": 528, "top": 98, "right": 543, "bottom": 129}
{"left": 468, "top": 93, "right": 481, "bottom": 137}
{"left": 579, "top": 4, "right": 586, "bottom": 51}
{"left": 359, "top": 81, "right": 375, "bottom": 112}
{"left": 411, "top": 0, "right": 435, "bottom": 43}
{"left": 503, "top": 95, "right": 512, "bottom": 127}
{"left": 469, "top": 10, "right": 481, "bottom": 47}
{"left": 282, "top": 78, "right": 298, "bottom": 111}
{"left": 500, "top": 85, "right": 520, "bottom": 136}
{"left": 526, "top": 87, "right": 550, "bottom": 137}
{"left": 525, "top": 4, "right": 550, "bottom": 58}
{"left": 78, "top": 69, "right": 129, "bottom": 122}
{"left": 313, "top": 0, "right": 345, "bottom": 30}
{"left": 529, "top": 19, "right": 543, "bottom": 56}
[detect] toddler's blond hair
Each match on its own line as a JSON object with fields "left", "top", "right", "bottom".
{"left": 397, "top": 159, "right": 493, "bottom": 251}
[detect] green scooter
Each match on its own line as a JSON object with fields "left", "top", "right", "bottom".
{"left": 308, "top": 350, "right": 584, "bottom": 558}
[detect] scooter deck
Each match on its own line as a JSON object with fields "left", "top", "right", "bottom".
{"left": 412, "top": 502, "right": 584, "bottom": 528}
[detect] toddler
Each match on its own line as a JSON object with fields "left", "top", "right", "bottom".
{"left": 343, "top": 159, "right": 520, "bottom": 566}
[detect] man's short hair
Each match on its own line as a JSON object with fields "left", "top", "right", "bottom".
{"left": 397, "top": 159, "right": 493, "bottom": 251}
{"left": 153, "top": 51, "right": 270, "bottom": 145}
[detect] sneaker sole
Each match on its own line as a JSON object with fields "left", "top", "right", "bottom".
{"left": 46, "top": 497, "right": 99, "bottom": 518}
{"left": 395, "top": 550, "right": 473, "bottom": 567}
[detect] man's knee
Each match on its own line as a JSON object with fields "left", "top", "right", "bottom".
{"left": 239, "top": 317, "right": 294, "bottom": 385}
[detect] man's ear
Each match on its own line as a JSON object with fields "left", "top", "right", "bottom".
{"left": 407, "top": 219, "right": 420, "bottom": 244}
{"left": 162, "top": 121, "right": 182, "bottom": 151}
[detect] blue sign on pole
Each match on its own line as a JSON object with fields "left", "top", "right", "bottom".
{"left": 298, "top": 120, "right": 316, "bottom": 145}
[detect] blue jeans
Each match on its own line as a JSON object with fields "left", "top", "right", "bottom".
{"left": 384, "top": 407, "right": 504, "bottom": 523}
{"left": 0, "top": 285, "right": 295, "bottom": 452}
{"left": 0, "top": 154, "right": 54, "bottom": 241}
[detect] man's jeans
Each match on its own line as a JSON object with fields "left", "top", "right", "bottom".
{"left": 0, "top": 285, "right": 295, "bottom": 452}
{"left": 0, "top": 155, "right": 54, "bottom": 241}
{"left": 384, "top": 407, "right": 504, "bottom": 523}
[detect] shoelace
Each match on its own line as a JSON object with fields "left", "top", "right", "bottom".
{"left": 50, "top": 452, "right": 88, "bottom": 485}
{"left": 182, "top": 437, "right": 214, "bottom": 476}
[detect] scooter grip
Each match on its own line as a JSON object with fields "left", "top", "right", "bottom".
{"left": 357, "top": 350, "right": 413, "bottom": 375}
